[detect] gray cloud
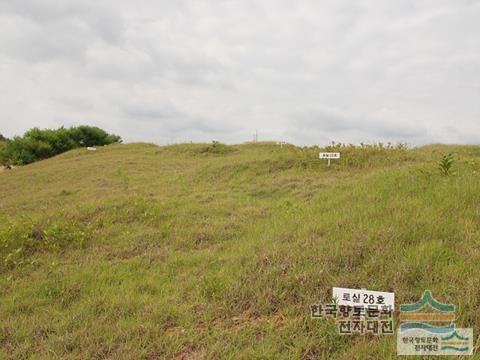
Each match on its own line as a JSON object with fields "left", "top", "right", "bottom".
{"left": 292, "top": 105, "right": 428, "bottom": 141}
{"left": 1, "top": 0, "right": 480, "bottom": 146}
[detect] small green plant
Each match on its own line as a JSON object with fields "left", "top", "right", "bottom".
{"left": 200, "top": 275, "right": 224, "bottom": 300}
{"left": 0, "top": 216, "right": 89, "bottom": 270}
{"left": 116, "top": 167, "right": 130, "bottom": 191}
{"left": 439, "top": 153, "right": 455, "bottom": 176}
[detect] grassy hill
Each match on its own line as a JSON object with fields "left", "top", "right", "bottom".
{"left": 1, "top": 142, "right": 479, "bottom": 359}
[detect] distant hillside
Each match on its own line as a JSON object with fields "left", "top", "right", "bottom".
{"left": 1, "top": 142, "right": 479, "bottom": 359}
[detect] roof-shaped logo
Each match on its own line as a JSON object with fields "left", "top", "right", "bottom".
{"left": 400, "top": 290, "right": 455, "bottom": 313}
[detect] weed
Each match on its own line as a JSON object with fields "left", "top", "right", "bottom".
{"left": 200, "top": 275, "right": 225, "bottom": 301}
{"left": 439, "top": 153, "right": 455, "bottom": 176}
{"left": 0, "top": 216, "right": 89, "bottom": 270}
{"left": 116, "top": 167, "right": 130, "bottom": 191}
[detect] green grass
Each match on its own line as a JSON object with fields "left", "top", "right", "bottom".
{"left": 1, "top": 142, "right": 480, "bottom": 359}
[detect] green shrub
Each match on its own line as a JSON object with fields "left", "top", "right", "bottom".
{"left": 0, "top": 134, "right": 8, "bottom": 163}
{"left": 0, "top": 126, "right": 122, "bottom": 165}
{"left": 0, "top": 143, "right": 7, "bottom": 165}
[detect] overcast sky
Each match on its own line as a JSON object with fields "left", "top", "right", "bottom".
{"left": 1, "top": 0, "right": 479, "bottom": 146}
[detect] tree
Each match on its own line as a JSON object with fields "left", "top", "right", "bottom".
{"left": 68, "top": 126, "right": 122, "bottom": 147}
{"left": 0, "top": 126, "right": 122, "bottom": 165}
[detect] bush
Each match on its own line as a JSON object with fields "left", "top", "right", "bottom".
{"left": 0, "top": 126, "right": 121, "bottom": 165}
{"left": 0, "top": 135, "right": 8, "bottom": 164}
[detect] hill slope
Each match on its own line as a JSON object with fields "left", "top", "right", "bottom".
{"left": 1, "top": 142, "right": 480, "bottom": 359}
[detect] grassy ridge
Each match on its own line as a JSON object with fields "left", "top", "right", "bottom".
{"left": 1, "top": 142, "right": 479, "bottom": 359}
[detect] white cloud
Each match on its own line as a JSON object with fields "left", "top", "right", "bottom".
{"left": 1, "top": 0, "right": 480, "bottom": 145}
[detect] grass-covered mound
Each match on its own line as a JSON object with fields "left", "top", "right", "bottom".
{"left": 0, "top": 142, "right": 479, "bottom": 359}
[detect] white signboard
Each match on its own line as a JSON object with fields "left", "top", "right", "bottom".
{"left": 333, "top": 287, "right": 395, "bottom": 309}
{"left": 319, "top": 152, "right": 340, "bottom": 166}
{"left": 319, "top": 152, "right": 340, "bottom": 159}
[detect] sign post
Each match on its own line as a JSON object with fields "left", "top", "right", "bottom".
{"left": 319, "top": 152, "right": 340, "bottom": 166}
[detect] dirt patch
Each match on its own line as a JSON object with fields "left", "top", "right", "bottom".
{"left": 0, "top": 165, "right": 14, "bottom": 173}
{"left": 192, "top": 311, "right": 288, "bottom": 332}
{"left": 161, "top": 312, "right": 288, "bottom": 338}
{"left": 231, "top": 311, "right": 288, "bottom": 328}
{"left": 171, "top": 349, "right": 207, "bottom": 360}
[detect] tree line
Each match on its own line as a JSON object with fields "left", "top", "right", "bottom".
{"left": 0, "top": 126, "right": 122, "bottom": 165}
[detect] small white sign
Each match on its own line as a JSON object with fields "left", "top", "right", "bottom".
{"left": 333, "top": 287, "right": 395, "bottom": 309}
{"left": 319, "top": 152, "right": 340, "bottom": 159}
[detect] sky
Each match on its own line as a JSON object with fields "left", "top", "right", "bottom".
{"left": 1, "top": 0, "right": 479, "bottom": 146}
